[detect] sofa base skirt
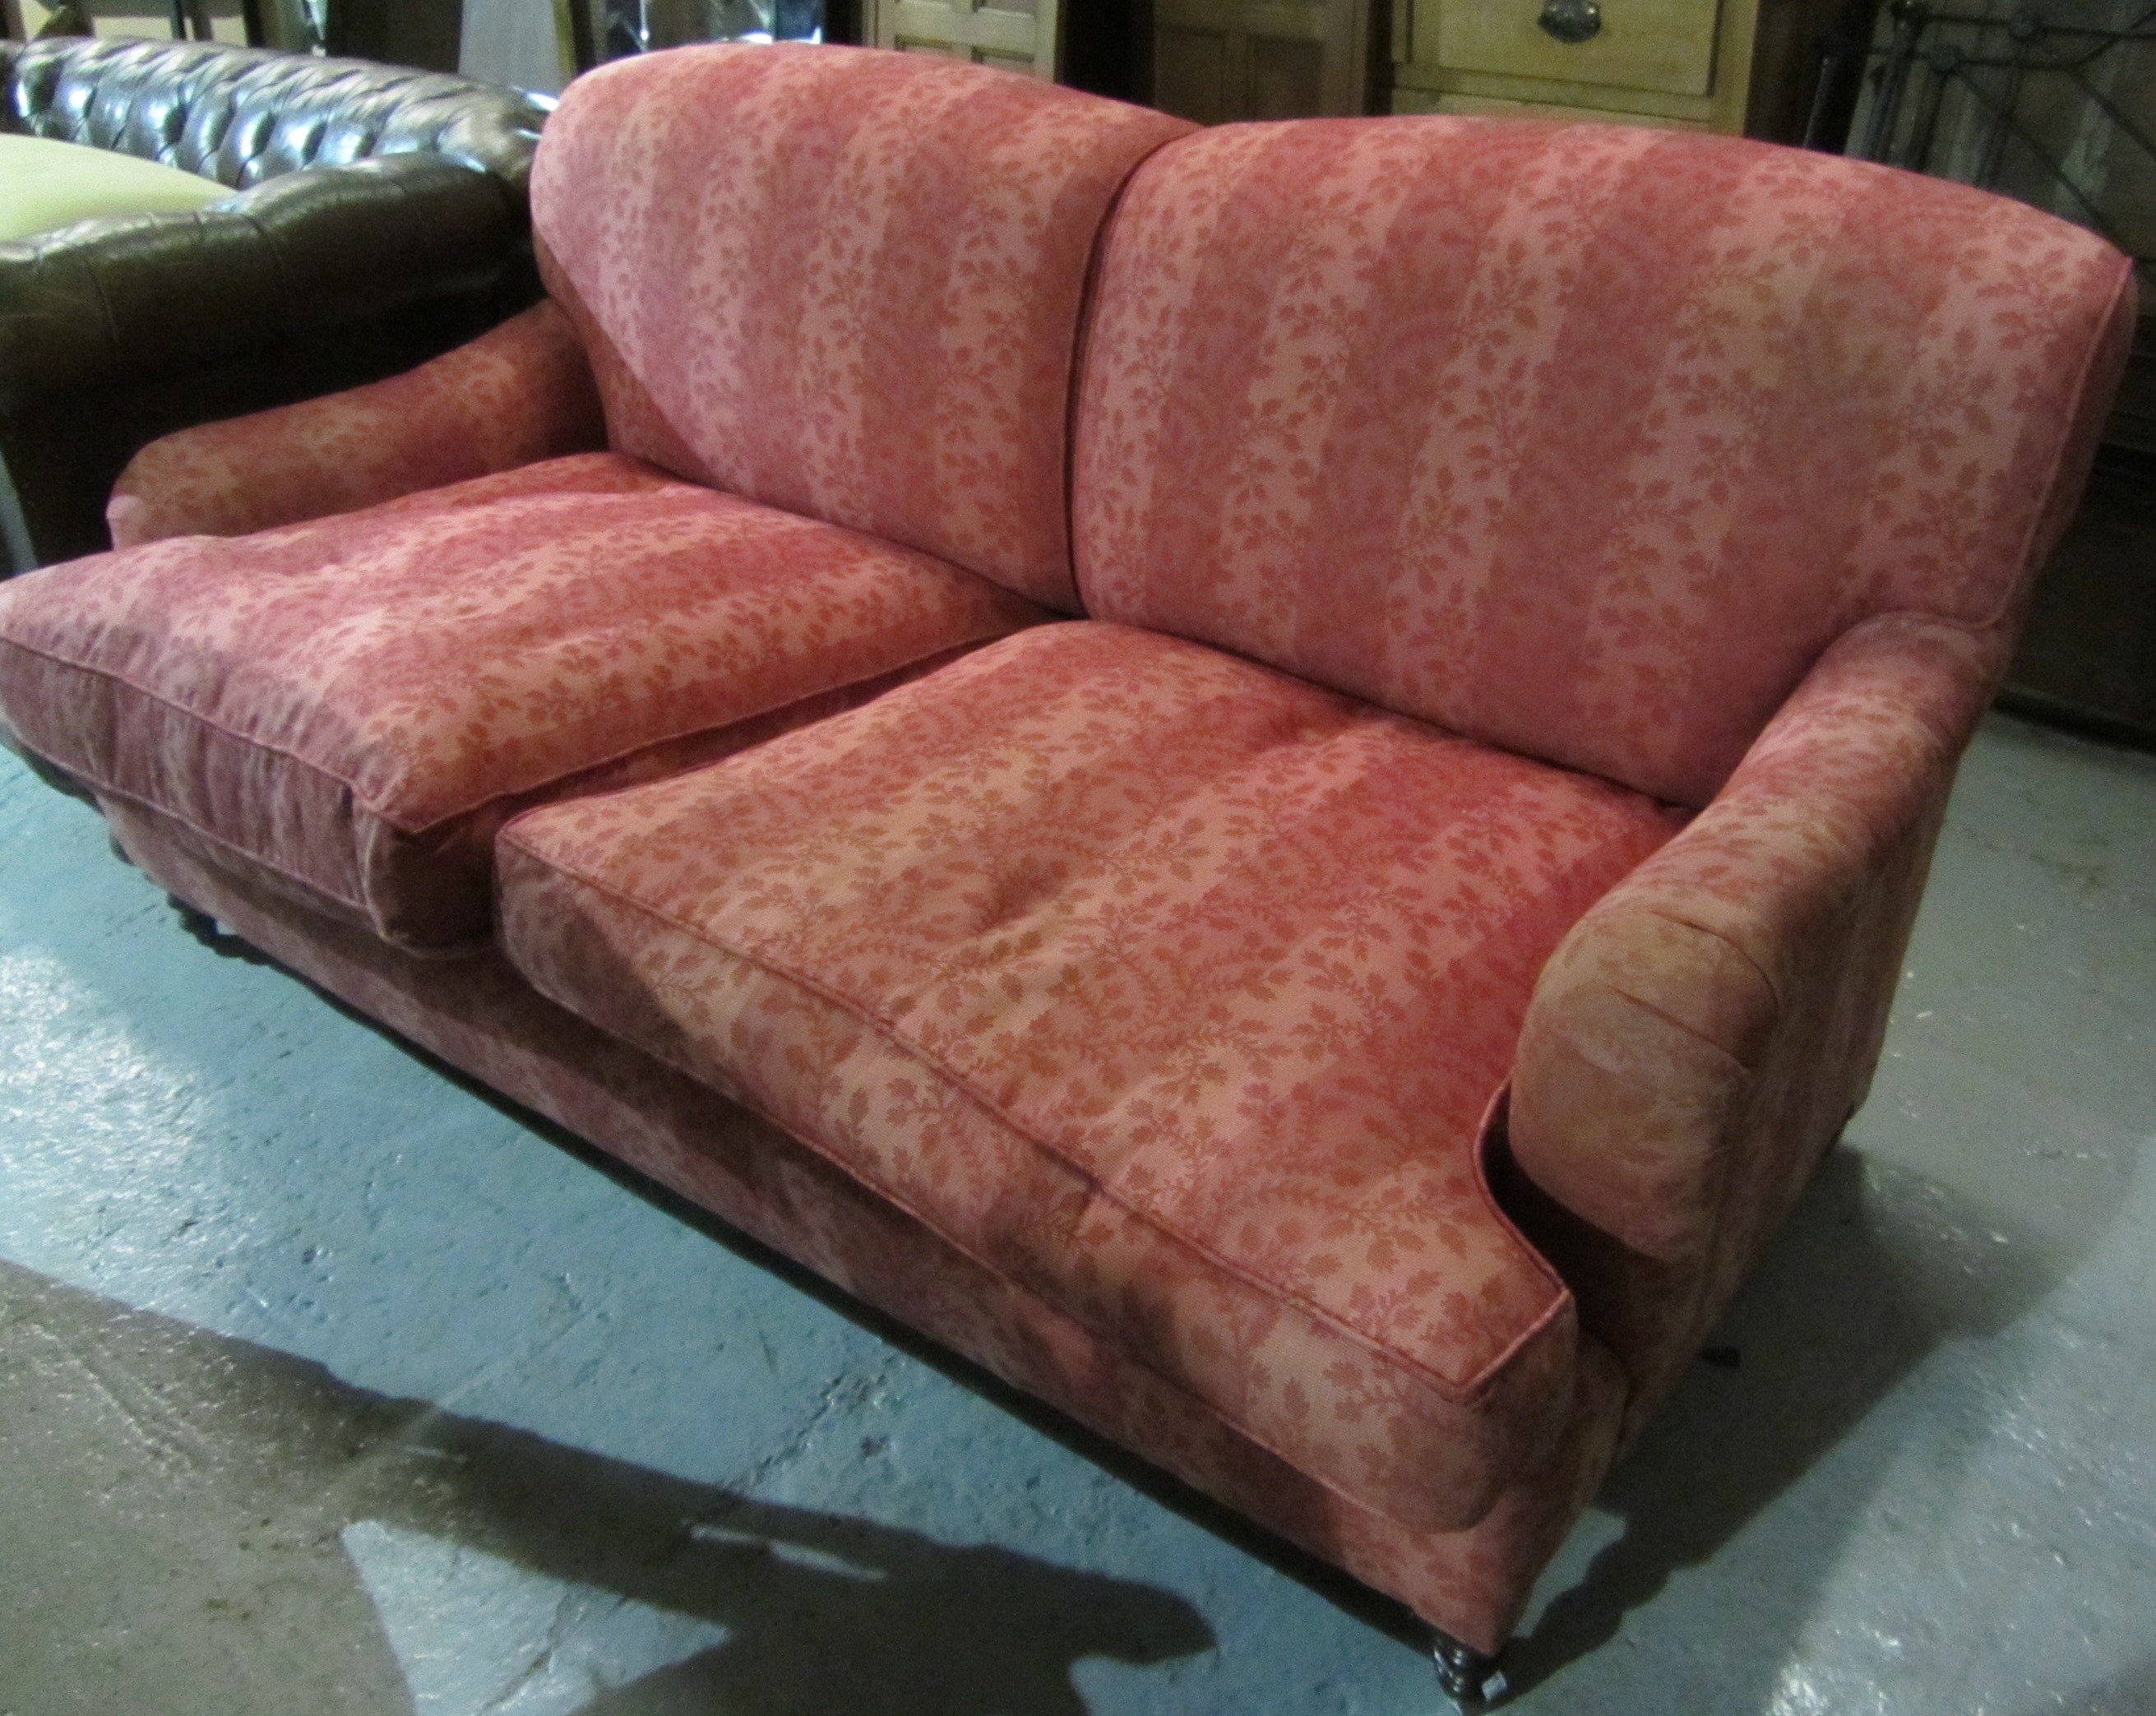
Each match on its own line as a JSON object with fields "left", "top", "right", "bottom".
{"left": 103, "top": 793, "right": 1630, "bottom": 1658}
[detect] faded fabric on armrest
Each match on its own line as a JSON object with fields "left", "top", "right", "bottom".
{"left": 1506, "top": 612, "right": 2001, "bottom": 1416}
{"left": 106, "top": 298, "right": 604, "bottom": 546}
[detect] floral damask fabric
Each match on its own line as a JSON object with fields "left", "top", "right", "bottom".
{"left": 111, "top": 789, "right": 1631, "bottom": 1653}
{"left": 1075, "top": 120, "right": 2135, "bottom": 806}
{"left": 497, "top": 622, "right": 1684, "bottom": 1529}
{"left": 531, "top": 44, "right": 1192, "bottom": 609}
{"left": 0, "top": 453, "right": 1044, "bottom": 951}
{"left": 106, "top": 302, "right": 608, "bottom": 547}
{"left": 1506, "top": 612, "right": 1999, "bottom": 1420}
{"left": 3, "top": 77, "right": 2131, "bottom": 1665}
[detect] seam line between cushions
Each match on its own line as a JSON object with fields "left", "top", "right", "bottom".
{"left": 0, "top": 603, "right": 1041, "bottom": 836}
{"left": 1065, "top": 126, "right": 1193, "bottom": 621}
{"left": 386, "top": 612, "right": 1041, "bottom": 837}
{"left": 501, "top": 833, "right": 1578, "bottom": 1406}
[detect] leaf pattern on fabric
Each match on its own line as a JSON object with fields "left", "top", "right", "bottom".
{"left": 499, "top": 623, "right": 1685, "bottom": 1529}
{"left": 1075, "top": 120, "right": 2133, "bottom": 804}
{"left": 0, "top": 456, "right": 1044, "bottom": 948}
{"left": 534, "top": 43, "right": 1192, "bottom": 608}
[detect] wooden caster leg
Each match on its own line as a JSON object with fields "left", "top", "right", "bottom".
{"left": 1432, "top": 1628, "right": 1500, "bottom": 1705}
{"left": 168, "top": 893, "right": 221, "bottom": 944}
{"left": 168, "top": 894, "right": 270, "bottom": 965}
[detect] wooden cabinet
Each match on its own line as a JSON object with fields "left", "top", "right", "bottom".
{"left": 863, "top": 0, "right": 1802, "bottom": 136}
{"left": 858, "top": 0, "right": 1154, "bottom": 99}
{"left": 1153, "top": 0, "right": 1372, "bottom": 123}
{"left": 863, "top": 0, "right": 1372, "bottom": 121}
{"left": 869, "top": 0, "right": 1058, "bottom": 77}
{"left": 1392, "top": 0, "right": 1760, "bottom": 132}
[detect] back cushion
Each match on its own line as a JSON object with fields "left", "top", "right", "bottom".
{"left": 1074, "top": 119, "right": 2134, "bottom": 804}
{"left": 533, "top": 44, "right": 1191, "bottom": 610}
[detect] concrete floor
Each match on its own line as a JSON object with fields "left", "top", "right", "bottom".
{"left": 2, "top": 714, "right": 2153, "bottom": 1716}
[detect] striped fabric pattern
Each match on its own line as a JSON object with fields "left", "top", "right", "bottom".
{"left": 114, "top": 780, "right": 1631, "bottom": 1657}
{"left": 497, "top": 621, "right": 1686, "bottom": 1531}
{"left": 531, "top": 44, "right": 1193, "bottom": 611}
{"left": 0, "top": 454, "right": 1044, "bottom": 951}
{"left": 107, "top": 301, "right": 608, "bottom": 548}
{"left": 1073, "top": 119, "right": 2135, "bottom": 806}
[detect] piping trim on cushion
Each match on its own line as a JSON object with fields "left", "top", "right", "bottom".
{"left": 497, "top": 822, "right": 1578, "bottom": 1407}
{"left": 0, "top": 567, "right": 1039, "bottom": 839}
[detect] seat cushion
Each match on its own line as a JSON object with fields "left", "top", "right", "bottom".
{"left": 0, "top": 452, "right": 1043, "bottom": 951}
{"left": 0, "top": 133, "right": 227, "bottom": 241}
{"left": 497, "top": 622, "right": 1685, "bottom": 1529}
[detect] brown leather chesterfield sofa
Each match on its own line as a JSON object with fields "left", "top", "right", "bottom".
{"left": 0, "top": 44, "right": 2132, "bottom": 1704}
{"left": 0, "top": 34, "right": 548, "bottom": 574}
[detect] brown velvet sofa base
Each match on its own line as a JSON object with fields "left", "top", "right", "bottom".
{"left": 100, "top": 792, "right": 1630, "bottom": 1658}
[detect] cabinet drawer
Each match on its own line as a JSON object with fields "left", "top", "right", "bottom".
{"left": 1433, "top": 0, "right": 1723, "bottom": 98}
{"left": 1404, "top": 89, "right": 1709, "bottom": 127}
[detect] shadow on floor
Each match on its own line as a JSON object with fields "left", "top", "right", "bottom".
{"left": 385, "top": 997, "right": 2134, "bottom": 1714}
{"left": 1500, "top": 1136, "right": 2113, "bottom": 1704}
{"left": 8, "top": 749, "right": 2144, "bottom": 1710}
{"left": 2053, "top": 1656, "right": 2156, "bottom": 1716}
{"left": 0, "top": 764, "right": 1414, "bottom": 1677}
{"left": 0, "top": 1258, "right": 1214, "bottom": 1716}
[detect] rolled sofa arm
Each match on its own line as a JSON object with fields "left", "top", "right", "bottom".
{"left": 1507, "top": 612, "right": 2005, "bottom": 1413}
{"left": 0, "top": 153, "right": 539, "bottom": 568}
{"left": 108, "top": 298, "right": 605, "bottom": 545}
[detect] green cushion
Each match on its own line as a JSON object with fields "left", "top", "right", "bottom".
{"left": 0, "top": 133, "right": 229, "bottom": 243}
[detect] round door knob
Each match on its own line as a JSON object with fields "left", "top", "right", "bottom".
{"left": 1538, "top": 0, "right": 1603, "bottom": 43}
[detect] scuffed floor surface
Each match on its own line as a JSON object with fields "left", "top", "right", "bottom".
{"left": 2, "top": 714, "right": 2153, "bottom": 1716}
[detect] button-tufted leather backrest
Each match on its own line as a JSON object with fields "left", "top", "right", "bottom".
{"left": 0, "top": 36, "right": 544, "bottom": 192}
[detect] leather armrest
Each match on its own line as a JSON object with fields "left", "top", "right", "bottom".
{"left": 0, "top": 155, "right": 540, "bottom": 569}
{"left": 1506, "top": 613, "right": 2003, "bottom": 1406}
{"left": 0, "top": 155, "right": 523, "bottom": 409}
{"left": 109, "top": 298, "right": 605, "bottom": 543}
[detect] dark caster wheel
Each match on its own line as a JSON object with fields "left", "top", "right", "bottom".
{"left": 167, "top": 893, "right": 221, "bottom": 945}
{"left": 1432, "top": 1629, "right": 1501, "bottom": 1706}
{"left": 166, "top": 894, "right": 272, "bottom": 966}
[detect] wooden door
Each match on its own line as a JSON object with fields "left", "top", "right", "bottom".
{"left": 1154, "top": 0, "right": 1370, "bottom": 121}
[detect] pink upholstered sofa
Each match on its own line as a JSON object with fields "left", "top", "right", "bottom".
{"left": 0, "top": 43, "right": 2132, "bottom": 1701}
